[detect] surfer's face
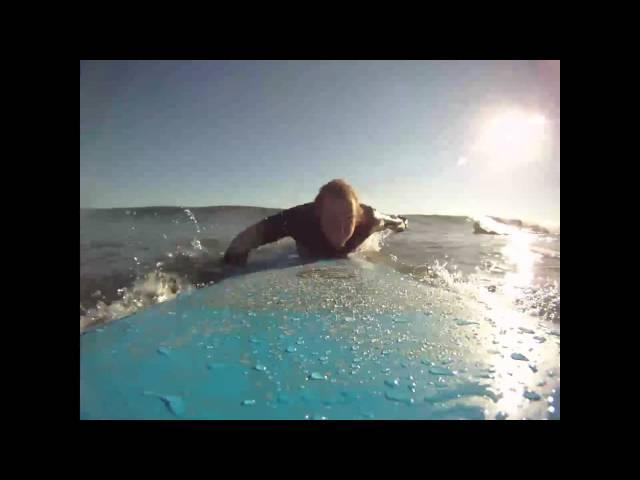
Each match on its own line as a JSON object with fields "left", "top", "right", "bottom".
{"left": 319, "top": 196, "right": 357, "bottom": 249}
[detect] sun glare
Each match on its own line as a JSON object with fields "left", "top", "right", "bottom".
{"left": 466, "top": 109, "right": 547, "bottom": 169}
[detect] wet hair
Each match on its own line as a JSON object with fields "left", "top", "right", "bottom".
{"left": 314, "top": 179, "right": 361, "bottom": 214}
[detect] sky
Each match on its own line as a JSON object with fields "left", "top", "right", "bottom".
{"left": 80, "top": 60, "right": 559, "bottom": 226}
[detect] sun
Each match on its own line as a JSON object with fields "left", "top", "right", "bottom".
{"left": 469, "top": 109, "right": 547, "bottom": 169}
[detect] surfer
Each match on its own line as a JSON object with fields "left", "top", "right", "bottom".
{"left": 223, "top": 179, "right": 408, "bottom": 266}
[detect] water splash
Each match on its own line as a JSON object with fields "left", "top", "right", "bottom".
{"left": 183, "top": 208, "right": 202, "bottom": 235}
{"left": 80, "top": 270, "right": 190, "bottom": 333}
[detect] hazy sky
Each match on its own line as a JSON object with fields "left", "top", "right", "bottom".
{"left": 80, "top": 60, "right": 559, "bottom": 225}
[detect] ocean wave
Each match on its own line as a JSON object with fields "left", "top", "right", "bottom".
{"left": 473, "top": 215, "right": 553, "bottom": 235}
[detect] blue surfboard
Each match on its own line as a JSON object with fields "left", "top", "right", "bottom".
{"left": 80, "top": 259, "right": 560, "bottom": 420}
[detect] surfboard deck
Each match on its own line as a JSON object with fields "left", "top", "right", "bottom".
{"left": 80, "top": 259, "right": 560, "bottom": 420}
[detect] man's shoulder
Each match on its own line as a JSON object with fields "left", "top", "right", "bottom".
{"left": 274, "top": 203, "right": 318, "bottom": 234}
{"left": 285, "top": 202, "right": 316, "bottom": 215}
{"left": 359, "top": 203, "right": 374, "bottom": 215}
{"left": 264, "top": 203, "right": 314, "bottom": 222}
{"left": 358, "top": 204, "right": 376, "bottom": 229}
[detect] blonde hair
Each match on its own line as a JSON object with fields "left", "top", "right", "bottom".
{"left": 314, "top": 179, "right": 363, "bottom": 218}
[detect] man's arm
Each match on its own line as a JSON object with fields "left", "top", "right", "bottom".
{"left": 223, "top": 212, "right": 289, "bottom": 266}
{"left": 370, "top": 209, "right": 408, "bottom": 233}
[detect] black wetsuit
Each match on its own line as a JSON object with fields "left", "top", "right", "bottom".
{"left": 223, "top": 202, "right": 407, "bottom": 266}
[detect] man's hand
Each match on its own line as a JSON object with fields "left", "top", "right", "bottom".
{"left": 372, "top": 210, "right": 408, "bottom": 233}
{"left": 396, "top": 216, "right": 408, "bottom": 232}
